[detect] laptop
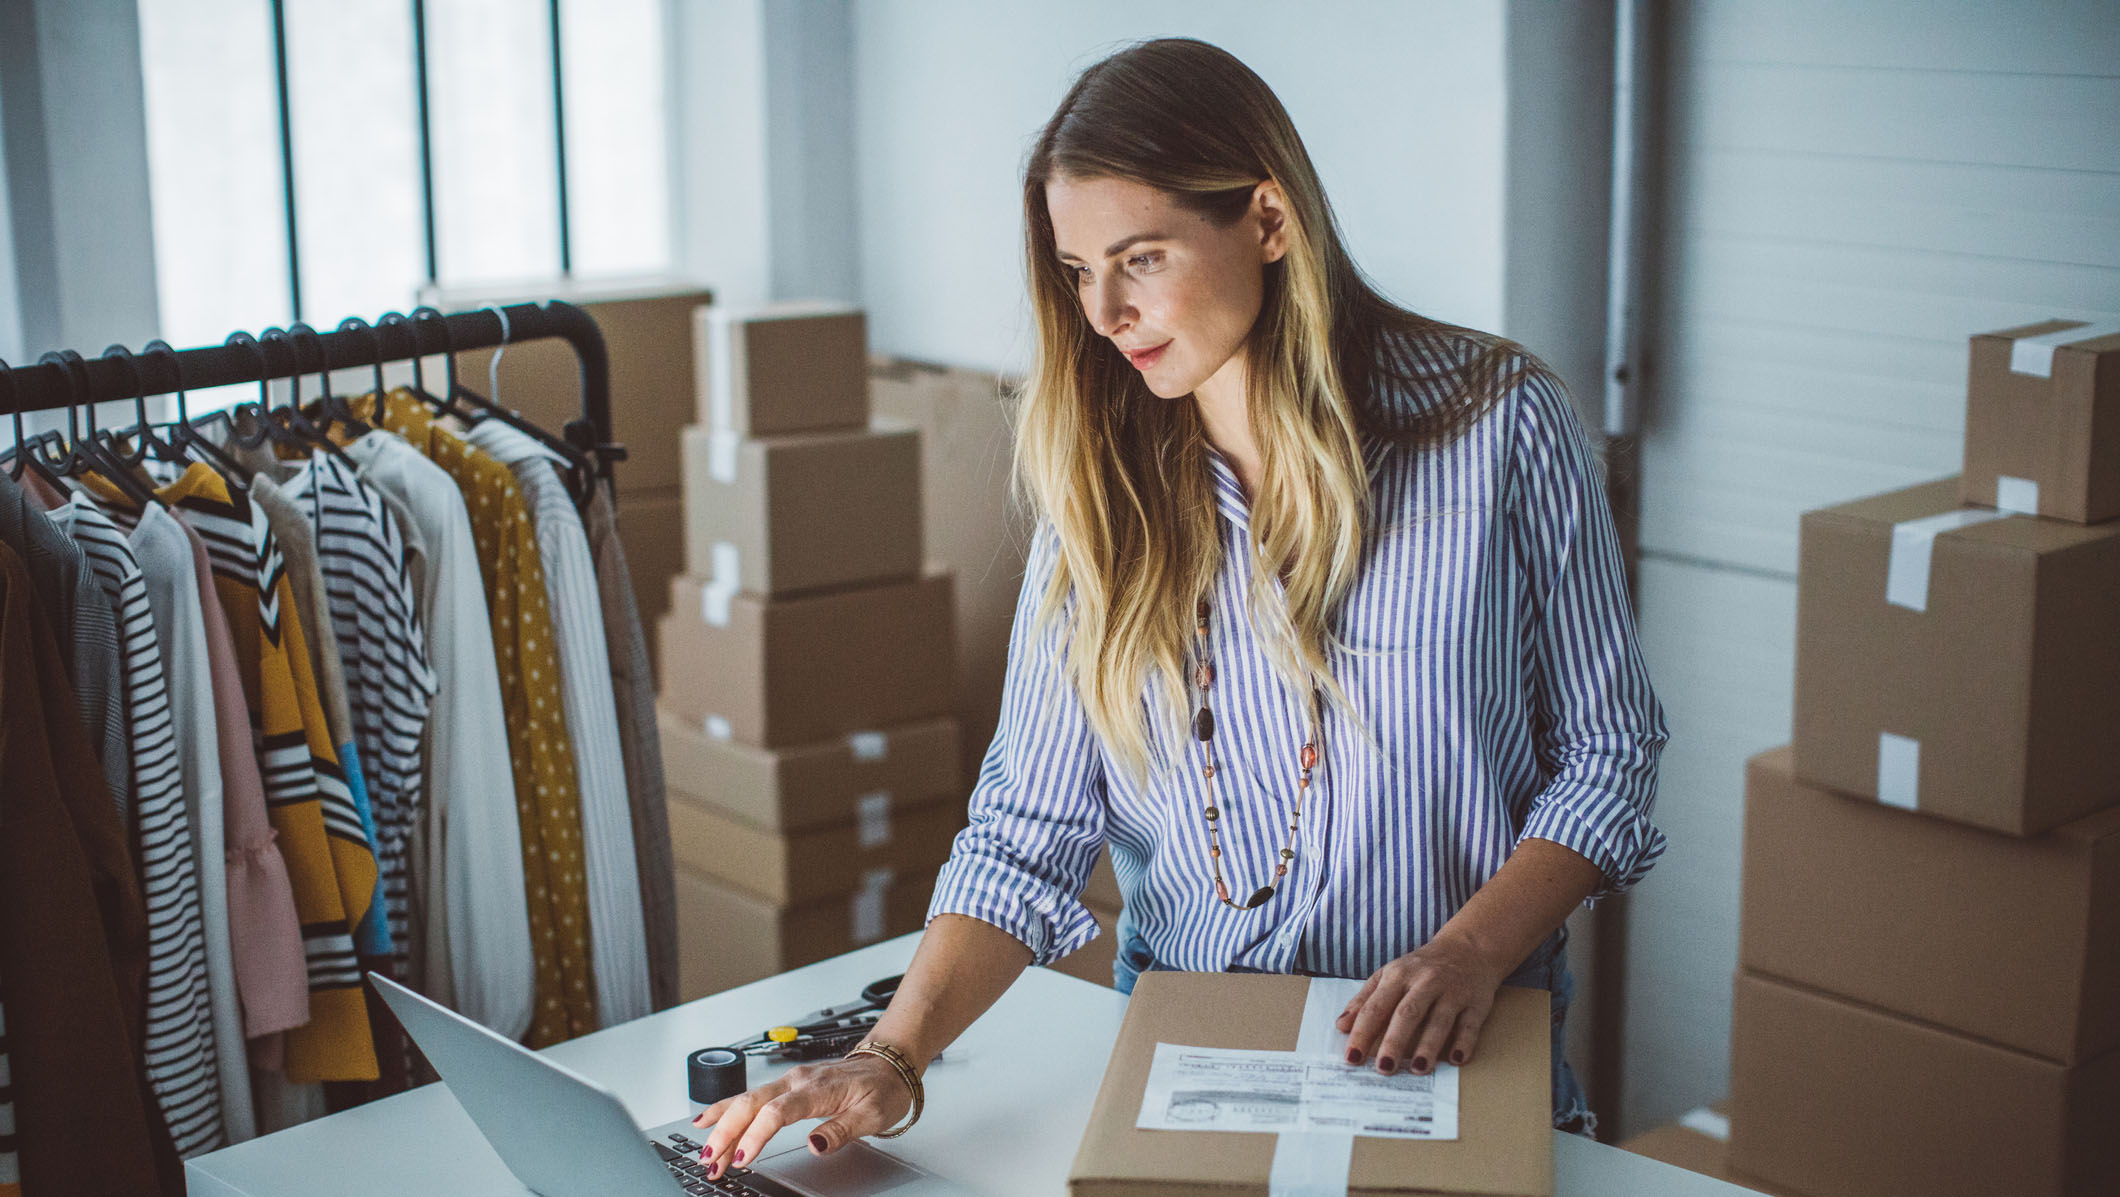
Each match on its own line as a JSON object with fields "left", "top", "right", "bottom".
{"left": 368, "top": 972, "right": 968, "bottom": 1195}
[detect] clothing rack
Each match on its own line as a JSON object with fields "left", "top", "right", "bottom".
{"left": 0, "top": 300, "right": 621, "bottom": 478}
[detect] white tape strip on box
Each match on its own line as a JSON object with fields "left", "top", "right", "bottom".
{"left": 700, "top": 542, "right": 741, "bottom": 627}
{"left": 1679, "top": 1107, "right": 1731, "bottom": 1142}
{"left": 1885, "top": 508, "right": 2009, "bottom": 612}
{"left": 1878, "top": 732, "right": 1921, "bottom": 812}
{"left": 850, "top": 867, "right": 894, "bottom": 945}
{"left": 1266, "top": 977, "right": 1363, "bottom": 1197}
{"left": 1995, "top": 476, "right": 2041, "bottom": 516}
{"left": 706, "top": 428, "right": 741, "bottom": 485}
{"left": 704, "top": 715, "right": 733, "bottom": 741}
{"left": 2008, "top": 320, "right": 2120, "bottom": 379}
{"left": 846, "top": 730, "right": 889, "bottom": 762}
{"left": 856, "top": 791, "right": 893, "bottom": 849}
{"left": 706, "top": 309, "right": 738, "bottom": 430}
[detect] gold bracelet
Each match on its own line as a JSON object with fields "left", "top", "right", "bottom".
{"left": 845, "top": 1039, "right": 924, "bottom": 1138}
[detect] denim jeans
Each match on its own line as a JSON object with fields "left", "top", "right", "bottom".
{"left": 1111, "top": 923, "right": 1596, "bottom": 1137}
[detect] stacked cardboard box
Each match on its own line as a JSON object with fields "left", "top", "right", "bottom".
{"left": 1043, "top": 849, "right": 1124, "bottom": 989}
{"left": 659, "top": 301, "right": 964, "bottom": 1000}
{"left": 1729, "top": 321, "right": 2120, "bottom": 1197}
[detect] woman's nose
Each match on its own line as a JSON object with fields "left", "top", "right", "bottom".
{"left": 1087, "top": 278, "right": 1130, "bottom": 338}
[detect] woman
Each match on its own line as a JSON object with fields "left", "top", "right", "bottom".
{"left": 691, "top": 36, "right": 1666, "bottom": 1175}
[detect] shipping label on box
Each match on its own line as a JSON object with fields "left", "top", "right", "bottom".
{"left": 1959, "top": 319, "right": 2120, "bottom": 524}
{"left": 679, "top": 420, "right": 922, "bottom": 595}
{"left": 1791, "top": 477, "right": 2120, "bottom": 835}
{"left": 1740, "top": 747, "right": 2120, "bottom": 1063}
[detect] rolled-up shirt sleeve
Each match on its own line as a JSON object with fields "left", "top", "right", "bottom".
{"left": 1503, "top": 367, "right": 1670, "bottom": 901}
{"left": 926, "top": 522, "right": 1108, "bottom": 966}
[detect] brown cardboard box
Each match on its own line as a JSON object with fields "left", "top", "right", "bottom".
{"left": 679, "top": 420, "right": 922, "bottom": 595}
{"left": 694, "top": 301, "right": 870, "bottom": 436}
{"left": 1741, "top": 747, "right": 2120, "bottom": 1063}
{"left": 423, "top": 278, "right": 713, "bottom": 496}
{"left": 1792, "top": 477, "right": 2120, "bottom": 835}
{"left": 658, "top": 706, "right": 960, "bottom": 833}
{"left": 673, "top": 865, "right": 931, "bottom": 1002}
{"left": 1960, "top": 320, "right": 2120, "bottom": 524}
{"left": 658, "top": 570, "right": 957, "bottom": 748}
{"left": 1727, "top": 970, "right": 2120, "bottom": 1197}
{"left": 619, "top": 486, "right": 684, "bottom": 676}
{"left": 1616, "top": 1118, "right": 1790, "bottom": 1195}
{"left": 665, "top": 790, "right": 963, "bottom": 906}
{"left": 1082, "top": 847, "right": 1122, "bottom": 911}
{"left": 1069, "top": 974, "right": 1553, "bottom": 1195}
{"left": 869, "top": 356, "right": 1029, "bottom": 784}
{"left": 1044, "top": 903, "right": 1119, "bottom": 989}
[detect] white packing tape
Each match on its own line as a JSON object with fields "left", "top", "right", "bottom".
{"left": 1267, "top": 977, "right": 1362, "bottom": 1197}
{"left": 850, "top": 867, "right": 894, "bottom": 944}
{"left": 704, "top": 715, "right": 733, "bottom": 741}
{"left": 1679, "top": 1107, "right": 1731, "bottom": 1142}
{"left": 1885, "top": 508, "right": 2009, "bottom": 612}
{"left": 699, "top": 542, "right": 741, "bottom": 628}
{"left": 1995, "top": 476, "right": 2040, "bottom": 516}
{"left": 707, "top": 429, "right": 741, "bottom": 485}
{"left": 707, "top": 309, "right": 737, "bottom": 430}
{"left": 1877, "top": 732, "right": 1920, "bottom": 811}
{"left": 847, "top": 731, "right": 889, "bottom": 762}
{"left": 856, "top": 791, "right": 893, "bottom": 849}
{"left": 2008, "top": 320, "right": 2120, "bottom": 378}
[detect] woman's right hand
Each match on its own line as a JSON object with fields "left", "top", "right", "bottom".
{"left": 689, "top": 1052, "right": 913, "bottom": 1180}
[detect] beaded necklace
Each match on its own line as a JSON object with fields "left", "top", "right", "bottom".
{"left": 1191, "top": 596, "right": 1319, "bottom": 910}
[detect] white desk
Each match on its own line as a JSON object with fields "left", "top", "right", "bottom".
{"left": 186, "top": 934, "right": 1751, "bottom": 1195}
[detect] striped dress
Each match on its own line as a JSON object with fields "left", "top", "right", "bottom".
{"left": 154, "top": 463, "right": 381, "bottom": 1082}
{"left": 927, "top": 341, "right": 1670, "bottom": 983}
{"left": 46, "top": 495, "right": 222, "bottom": 1154}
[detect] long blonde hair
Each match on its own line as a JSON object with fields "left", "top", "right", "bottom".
{"left": 1014, "top": 37, "right": 1541, "bottom": 787}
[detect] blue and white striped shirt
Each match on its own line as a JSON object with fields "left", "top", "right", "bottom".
{"left": 926, "top": 339, "right": 1670, "bottom": 980}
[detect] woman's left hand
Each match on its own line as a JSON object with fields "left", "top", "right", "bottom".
{"left": 1334, "top": 931, "right": 1508, "bottom": 1076}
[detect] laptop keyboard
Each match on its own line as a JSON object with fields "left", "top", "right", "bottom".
{"left": 649, "top": 1131, "right": 806, "bottom": 1197}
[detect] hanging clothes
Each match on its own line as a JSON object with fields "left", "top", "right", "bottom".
{"left": 31, "top": 480, "right": 223, "bottom": 1157}
{"left": 150, "top": 462, "right": 380, "bottom": 1083}
{"left": 583, "top": 480, "right": 680, "bottom": 1011}
{"left": 0, "top": 538, "right": 178, "bottom": 1193}
{"left": 335, "top": 426, "right": 535, "bottom": 1040}
{"left": 463, "top": 420, "right": 651, "bottom": 1024}
{"left": 351, "top": 391, "right": 598, "bottom": 1045}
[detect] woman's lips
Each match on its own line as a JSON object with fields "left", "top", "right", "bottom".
{"left": 1125, "top": 341, "right": 1170, "bottom": 369}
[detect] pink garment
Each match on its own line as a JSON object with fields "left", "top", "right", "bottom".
{"left": 180, "top": 519, "right": 310, "bottom": 1044}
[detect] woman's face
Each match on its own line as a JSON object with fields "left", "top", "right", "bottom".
{"left": 1047, "top": 173, "right": 1287, "bottom": 401}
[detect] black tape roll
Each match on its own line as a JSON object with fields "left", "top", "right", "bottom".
{"left": 688, "top": 1047, "right": 748, "bottom": 1106}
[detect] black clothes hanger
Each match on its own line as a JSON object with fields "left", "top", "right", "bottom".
{"left": 328, "top": 315, "right": 385, "bottom": 438}
{"left": 253, "top": 327, "right": 353, "bottom": 466}
{"left": 41, "top": 349, "right": 159, "bottom": 508}
{"left": 3, "top": 358, "right": 68, "bottom": 490}
{"left": 99, "top": 343, "right": 175, "bottom": 467}
{"left": 408, "top": 304, "right": 597, "bottom": 501}
{"left": 143, "top": 339, "right": 250, "bottom": 478}
{"left": 278, "top": 325, "right": 358, "bottom": 464}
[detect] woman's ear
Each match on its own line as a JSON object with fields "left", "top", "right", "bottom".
{"left": 1255, "top": 179, "right": 1290, "bottom": 264}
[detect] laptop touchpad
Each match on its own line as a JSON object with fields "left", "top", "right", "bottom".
{"left": 758, "top": 1141, "right": 949, "bottom": 1194}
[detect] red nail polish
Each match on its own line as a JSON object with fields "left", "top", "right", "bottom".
{"left": 1451, "top": 1050, "right": 1466, "bottom": 1065}
{"left": 809, "top": 1133, "right": 828, "bottom": 1153}
{"left": 1412, "top": 1056, "right": 1428, "bottom": 1072}
{"left": 733, "top": 1149, "right": 745, "bottom": 1165}
{"left": 1345, "top": 1048, "right": 1362, "bottom": 1065}
{"left": 1378, "top": 1056, "right": 1396, "bottom": 1073}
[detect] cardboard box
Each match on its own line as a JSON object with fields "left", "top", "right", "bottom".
{"left": 673, "top": 865, "right": 931, "bottom": 1002}
{"left": 1082, "top": 847, "right": 1122, "bottom": 911}
{"left": 1960, "top": 319, "right": 2120, "bottom": 524}
{"left": 1727, "top": 970, "right": 2120, "bottom": 1197}
{"left": 1069, "top": 973, "right": 1553, "bottom": 1195}
{"left": 870, "top": 356, "right": 1029, "bottom": 785}
{"left": 657, "top": 706, "right": 960, "bottom": 833}
{"left": 679, "top": 420, "right": 922, "bottom": 595}
{"left": 1792, "top": 477, "right": 2120, "bottom": 835}
{"left": 665, "top": 790, "right": 963, "bottom": 906}
{"left": 423, "top": 278, "right": 713, "bottom": 495}
{"left": 694, "top": 301, "right": 869, "bottom": 436}
{"left": 1044, "top": 903, "right": 1119, "bottom": 990}
{"left": 1741, "top": 747, "right": 2120, "bottom": 1063}
{"left": 1617, "top": 1116, "right": 1790, "bottom": 1196}
{"left": 658, "top": 570, "right": 957, "bottom": 748}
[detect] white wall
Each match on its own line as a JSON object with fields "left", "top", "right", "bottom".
{"left": 1622, "top": 0, "right": 2120, "bottom": 1134}
{"left": 848, "top": 0, "right": 1510, "bottom": 380}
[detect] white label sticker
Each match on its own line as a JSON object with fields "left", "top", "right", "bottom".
{"left": 2009, "top": 320, "right": 2120, "bottom": 378}
{"left": 850, "top": 867, "right": 894, "bottom": 943}
{"left": 1680, "top": 1107, "right": 1731, "bottom": 1142}
{"left": 700, "top": 579, "right": 736, "bottom": 628}
{"left": 847, "top": 731, "right": 888, "bottom": 762}
{"left": 1995, "top": 475, "right": 2040, "bottom": 516}
{"left": 1885, "top": 509, "right": 2010, "bottom": 612}
{"left": 706, "top": 309, "right": 737, "bottom": 429}
{"left": 707, "top": 429, "right": 741, "bottom": 484}
{"left": 856, "top": 791, "right": 893, "bottom": 849}
{"left": 704, "top": 715, "right": 733, "bottom": 741}
{"left": 1878, "top": 732, "right": 1920, "bottom": 811}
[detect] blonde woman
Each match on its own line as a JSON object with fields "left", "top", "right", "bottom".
{"left": 692, "top": 36, "right": 1666, "bottom": 1173}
